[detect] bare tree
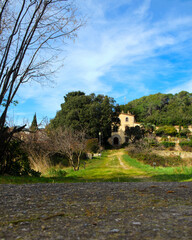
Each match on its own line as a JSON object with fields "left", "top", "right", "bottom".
{"left": 20, "top": 127, "right": 86, "bottom": 173}
{"left": 51, "top": 128, "right": 86, "bottom": 171}
{"left": 0, "top": 0, "right": 83, "bottom": 172}
{"left": 72, "top": 129, "right": 86, "bottom": 170}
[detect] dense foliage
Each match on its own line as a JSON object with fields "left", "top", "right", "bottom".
{"left": 161, "top": 141, "right": 176, "bottom": 148}
{"left": 121, "top": 91, "right": 192, "bottom": 126}
{"left": 125, "top": 126, "right": 144, "bottom": 143}
{"left": 49, "top": 91, "right": 119, "bottom": 145}
{"left": 86, "top": 139, "right": 100, "bottom": 153}
{"left": 155, "top": 126, "right": 177, "bottom": 136}
{"left": 0, "top": 139, "right": 40, "bottom": 176}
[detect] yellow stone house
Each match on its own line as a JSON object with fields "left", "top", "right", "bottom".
{"left": 108, "top": 111, "right": 140, "bottom": 146}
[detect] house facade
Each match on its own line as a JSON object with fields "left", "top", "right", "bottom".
{"left": 108, "top": 111, "right": 140, "bottom": 146}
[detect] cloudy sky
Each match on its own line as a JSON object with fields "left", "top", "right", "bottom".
{"left": 11, "top": 0, "right": 192, "bottom": 125}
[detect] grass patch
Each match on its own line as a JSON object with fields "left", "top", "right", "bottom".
{"left": 1, "top": 150, "right": 192, "bottom": 184}
{"left": 122, "top": 154, "right": 192, "bottom": 182}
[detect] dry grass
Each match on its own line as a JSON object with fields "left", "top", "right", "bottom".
{"left": 29, "top": 156, "right": 52, "bottom": 174}
{"left": 151, "top": 149, "right": 192, "bottom": 167}
{"left": 181, "top": 158, "right": 192, "bottom": 167}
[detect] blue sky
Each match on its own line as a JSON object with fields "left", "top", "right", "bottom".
{"left": 10, "top": 0, "right": 192, "bottom": 126}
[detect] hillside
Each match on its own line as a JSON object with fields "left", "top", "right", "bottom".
{"left": 121, "top": 91, "right": 192, "bottom": 126}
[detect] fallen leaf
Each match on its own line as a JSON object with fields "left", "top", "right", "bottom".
{"left": 150, "top": 185, "right": 158, "bottom": 188}
{"left": 179, "top": 185, "right": 188, "bottom": 188}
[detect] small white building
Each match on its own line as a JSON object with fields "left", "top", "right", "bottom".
{"left": 108, "top": 111, "right": 140, "bottom": 146}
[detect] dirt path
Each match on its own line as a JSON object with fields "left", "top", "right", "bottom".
{"left": 0, "top": 182, "right": 192, "bottom": 240}
{"left": 108, "top": 150, "right": 130, "bottom": 169}
{"left": 118, "top": 155, "right": 129, "bottom": 169}
{"left": 114, "top": 151, "right": 130, "bottom": 170}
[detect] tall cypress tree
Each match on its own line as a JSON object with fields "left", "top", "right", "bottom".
{"left": 30, "top": 113, "right": 38, "bottom": 132}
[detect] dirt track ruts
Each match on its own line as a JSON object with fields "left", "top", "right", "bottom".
{"left": 0, "top": 182, "right": 192, "bottom": 240}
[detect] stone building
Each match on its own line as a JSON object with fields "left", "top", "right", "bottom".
{"left": 108, "top": 111, "right": 140, "bottom": 146}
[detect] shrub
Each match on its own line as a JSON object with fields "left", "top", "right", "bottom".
{"left": 179, "top": 140, "right": 192, "bottom": 147}
{"left": 127, "top": 141, "right": 182, "bottom": 167}
{"left": 2, "top": 140, "right": 40, "bottom": 176}
{"left": 180, "top": 146, "right": 192, "bottom": 152}
{"left": 161, "top": 141, "right": 175, "bottom": 148}
{"left": 126, "top": 137, "right": 159, "bottom": 155}
{"left": 48, "top": 168, "right": 67, "bottom": 177}
{"left": 179, "top": 140, "right": 192, "bottom": 151}
{"left": 86, "top": 138, "right": 99, "bottom": 153}
{"left": 127, "top": 151, "right": 182, "bottom": 167}
{"left": 141, "top": 153, "right": 181, "bottom": 167}
{"left": 144, "top": 135, "right": 159, "bottom": 147}
{"left": 156, "top": 126, "right": 177, "bottom": 137}
{"left": 121, "top": 142, "right": 129, "bottom": 148}
{"left": 180, "top": 128, "right": 191, "bottom": 138}
{"left": 50, "top": 153, "right": 69, "bottom": 166}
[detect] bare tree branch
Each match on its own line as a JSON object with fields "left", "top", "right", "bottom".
{"left": 0, "top": 0, "right": 84, "bottom": 173}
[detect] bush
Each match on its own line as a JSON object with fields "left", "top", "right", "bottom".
{"left": 180, "top": 146, "right": 192, "bottom": 152}
{"left": 126, "top": 137, "right": 159, "bottom": 155}
{"left": 2, "top": 140, "right": 40, "bottom": 176}
{"left": 50, "top": 153, "right": 69, "bottom": 166}
{"left": 121, "top": 142, "right": 129, "bottom": 148}
{"left": 156, "top": 126, "right": 177, "bottom": 137}
{"left": 127, "top": 141, "right": 182, "bottom": 167}
{"left": 180, "top": 128, "right": 191, "bottom": 138}
{"left": 179, "top": 140, "right": 192, "bottom": 151}
{"left": 179, "top": 140, "right": 192, "bottom": 147}
{"left": 127, "top": 151, "right": 182, "bottom": 167}
{"left": 48, "top": 168, "right": 67, "bottom": 177}
{"left": 141, "top": 153, "right": 181, "bottom": 167}
{"left": 144, "top": 135, "right": 159, "bottom": 147}
{"left": 86, "top": 138, "right": 99, "bottom": 153}
{"left": 161, "top": 141, "right": 175, "bottom": 148}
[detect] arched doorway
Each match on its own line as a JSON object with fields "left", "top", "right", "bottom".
{"left": 113, "top": 137, "right": 119, "bottom": 145}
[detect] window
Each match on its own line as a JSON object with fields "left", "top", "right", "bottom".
{"left": 125, "top": 117, "right": 129, "bottom": 122}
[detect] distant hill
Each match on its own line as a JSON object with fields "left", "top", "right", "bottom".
{"left": 120, "top": 91, "right": 192, "bottom": 126}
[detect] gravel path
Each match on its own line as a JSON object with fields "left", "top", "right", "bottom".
{"left": 0, "top": 182, "right": 192, "bottom": 240}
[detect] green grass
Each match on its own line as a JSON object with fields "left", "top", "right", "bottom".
{"left": 122, "top": 154, "right": 192, "bottom": 182}
{"left": 1, "top": 149, "right": 192, "bottom": 184}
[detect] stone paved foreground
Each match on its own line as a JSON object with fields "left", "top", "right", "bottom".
{"left": 0, "top": 182, "right": 192, "bottom": 240}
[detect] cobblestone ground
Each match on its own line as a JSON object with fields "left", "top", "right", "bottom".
{"left": 0, "top": 182, "right": 192, "bottom": 240}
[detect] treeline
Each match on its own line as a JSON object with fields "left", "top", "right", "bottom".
{"left": 0, "top": 91, "right": 120, "bottom": 175}
{"left": 121, "top": 91, "right": 192, "bottom": 126}
{"left": 49, "top": 91, "right": 120, "bottom": 145}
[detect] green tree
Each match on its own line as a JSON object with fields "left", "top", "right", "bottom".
{"left": 121, "top": 91, "right": 192, "bottom": 126}
{"left": 49, "top": 91, "right": 118, "bottom": 145}
{"left": 140, "top": 122, "right": 156, "bottom": 135}
{"left": 30, "top": 113, "right": 38, "bottom": 132}
{"left": 125, "top": 126, "right": 144, "bottom": 143}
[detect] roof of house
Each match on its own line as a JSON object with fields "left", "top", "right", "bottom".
{"left": 120, "top": 111, "right": 135, "bottom": 117}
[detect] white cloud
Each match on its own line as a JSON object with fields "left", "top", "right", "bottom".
{"left": 167, "top": 80, "right": 192, "bottom": 94}
{"left": 134, "top": 0, "right": 151, "bottom": 18}
{"left": 15, "top": 0, "right": 192, "bottom": 121}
